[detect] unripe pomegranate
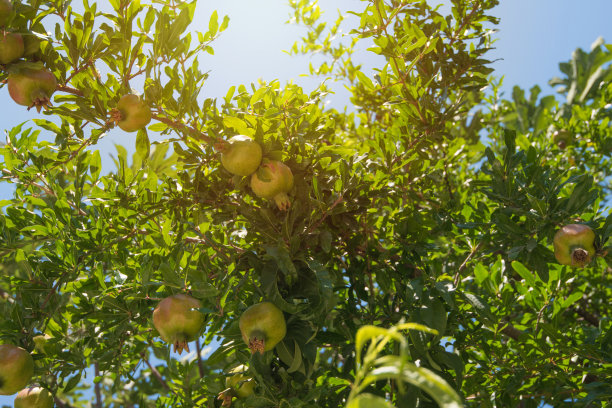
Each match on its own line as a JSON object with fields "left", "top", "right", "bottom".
{"left": 152, "top": 294, "right": 204, "bottom": 354}
{"left": 553, "top": 224, "right": 595, "bottom": 267}
{"left": 14, "top": 387, "right": 54, "bottom": 408}
{"left": 0, "top": 344, "right": 34, "bottom": 395}
{"left": 0, "top": 0, "right": 12, "bottom": 27}
{"left": 553, "top": 129, "right": 572, "bottom": 149}
{"left": 110, "top": 94, "right": 151, "bottom": 132}
{"left": 219, "top": 135, "right": 263, "bottom": 176}
{"left": 7, "top": 67, "right": 57, "bottom": 112}
{"left": 226, "top": 365, "right": 255, "bottom": 397}
{"left": 219, "top": 364, "right": 255, "bottom": 407}
{"left": 0, "top": 32, "right": 23, "bottom": 64}
{"left": 250, "top": 159, "right": 294, "bottom": 211}
{"left": 239, "top": 301, "right": 286, "bottom": 354}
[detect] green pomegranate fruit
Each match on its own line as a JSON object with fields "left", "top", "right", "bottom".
{"left": 239, "top": 301, "right": 286, "bottom": 354}
{"left": 14, "top": 387, "right": 54, "bottom": 408}
{"left": 7, "top": 67, "right": 57, "bottom": 112}
{"left": 0, "top": 0, "right": 12, "bottom": 27}
{"left": 553, "top": 129, "right": 572, "bottom": 149}
{"left": 0, "top": 345, "right": 34, "bottom": 395}
{"left": 250, "top": 159, "right": 294, "bottom": 211}
{"left": 226, "top": 365, "right": 255, "bottom": 398}
{"left": 0, "top": 32, "right": 23, "bottom": 64}
{"left": 111, "top": 94, "right": 151, "bottom": 132}
{"left": 219, "top": 135, "right": 263, "bottom": 176}
{"left": 347, "top": 394, "right": 393, "bottom": 408}
{"left": 553, "top": 224, "right": 595, "bottom": 267}
{"left": 152, "top": 294, "right": 204, "bottom": 354}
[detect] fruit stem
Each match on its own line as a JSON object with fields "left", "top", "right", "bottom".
{"left": 214, "top": 140, "right": 228, "bottom": 152}
{"left": 571, "top": 247, "right": 590, "bottom": 267}
{"left": 248, "top": 330, "right": 267, "bottom": 354}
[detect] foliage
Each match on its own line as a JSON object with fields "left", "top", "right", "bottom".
{"left": 1, "top": 0, "right": 611, "bottom": 407}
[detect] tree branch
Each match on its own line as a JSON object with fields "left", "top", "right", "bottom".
{"left": 94, "top": 362, "right": 102, "bottom": 408}
{"left": 141, "top": 353, "right": 170, "bottom": 390}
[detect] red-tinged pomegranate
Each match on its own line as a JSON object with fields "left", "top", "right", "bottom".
{"left": 110, "top": 94, "right": 151, "bottom": 132}
{"left": 152, "top": 294, "right": 204, "bottom": 354}
{"left": 0, "top": 0, "right": 12, "bottom": 27}
{"left": 14, "top": 387, "right": 54, "bottom": 408}
{"left": 553, "top": 224, "right": 595, "bottom": 267}
{"left": 0, "top": 32, "right": 23, "bottom": 64}
{"left": 0, "top": 344, "right": 34, "bottom": 395}
{"left": 219, "top": 135, "right": 263, "bottom": 176}
{"left": 250, "top": 159, "right": 294, "bottom": 211}
{"left": 239, "top": 301, "right": 286, "bottom": 354}
{"left": 7, "top": 67, "right": 57, "bottom": 112}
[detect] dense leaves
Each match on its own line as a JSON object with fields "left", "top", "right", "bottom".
{"left": 0, "top": 0, "right": 611, "bottom": 407}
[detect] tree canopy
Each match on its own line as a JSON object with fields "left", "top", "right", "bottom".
{"left": 1, "top": 0, "right": 612, "bottom": 407}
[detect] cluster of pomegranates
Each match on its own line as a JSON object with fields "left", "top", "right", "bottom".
{"left": 152, "top": 294, "right": 286, "bottom": 406}
{"left": 0, "top": 0, "right": 152, "bottom": 133}
{"left": 219, "top": 135, "right": 295, "bottom": 210}
{"left": 0, "top": 0, "right": 57, "bottom": 113}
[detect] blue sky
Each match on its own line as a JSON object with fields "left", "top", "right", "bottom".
{"left": 1, "top": 0, "right": 612, "bottom": 406}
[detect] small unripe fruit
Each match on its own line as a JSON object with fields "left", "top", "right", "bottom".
{"left": 111, "top": 94, "right": 152, "bottom": 132}
{"left": 239, "top": 302, "right": 286, "bottom": 354}
{"left": 14, "top": 387, "right": 54, "bottom": 408}
{"left": 553, "top": 224, "right": 595, "bottom": 267}
{"left": 226, "top": 365, "right": 255, "bottom": 398}
{"left": 220, "top": 135, "right": 263, "bottom": 176}
{"left": 553, "top": 129, "right": 572, "bottom": 149}
{"left": 152, "top": 294, "right": 204, "bottom": 354}
{"left": 250, "top": 160, "right": 294, "bottom": 211}
{"left": 0, "top": 32, "right": 24, "bottom": 64}
{"left": 0, "top": 345, "right": 34, "bottom": 395}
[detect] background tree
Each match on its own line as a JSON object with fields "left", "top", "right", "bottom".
{"left": 0, "top": 0, "right": 611, "bottom": 407}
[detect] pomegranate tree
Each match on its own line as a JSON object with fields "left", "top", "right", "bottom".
{"left": 250, "top": 159, "right": 294, "bottom": 210}
{"left": 152, "top": 294, "right": 204, "bottom": 354}
{"left": 239, "top": 301, "right": 286, "bottom": 354}
{"left": 219, "top": 135, "right": 263, "bottom": 176}
{"left": 7, "top": 65, "right": 57, "bottom": 112}
{"left": 0, "top": 344, "right": 34, "bottom": 395}
{"left": 0, "top": 32, "right": 23, "bottom": 64}
{"left": 14, "top": 387, "right": 54, "bottom": 408}
{"left": 110, "top": 94, "right": 152, "bottom": 132}
{"left": 553, "top": 224, "right": 595, "bottom": 267}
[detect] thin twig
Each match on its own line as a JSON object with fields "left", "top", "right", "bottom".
{"left": 454, "top": 242, "right": 482, "bottom": 286}
{"left": 141, "top": 353, "right": 170, "bottom": 390}
{"left": 306, "top": 195, "right": 343, "bottom": 234}
{"left": 195, "top": 339, "right": 205, "bottom": 379}
{"left": 94, "top": 362, "right": 102, "bottom": 408}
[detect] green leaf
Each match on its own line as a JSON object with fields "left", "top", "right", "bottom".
{"left": 136, "top": 129, "right": 150, "bottom": 162}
